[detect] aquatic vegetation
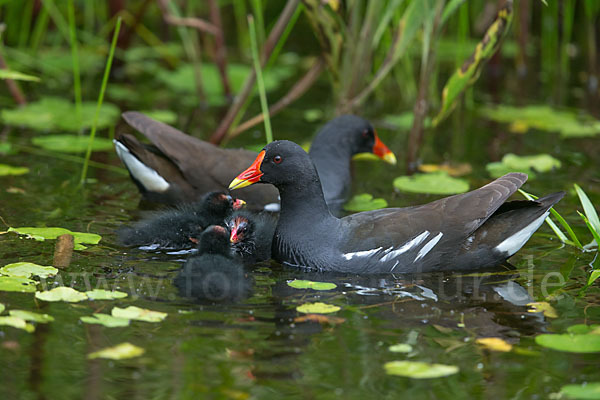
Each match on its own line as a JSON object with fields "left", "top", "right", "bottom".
{"left": 80, "top": 314, "right": 131, "bottom": 328}
{"left": 343, "top": 193, "right": 388, "bottom": 212}
{"left": 9, "top": 310, "right": 54, "bottom": 323}
{"left": 0, "top": 262, "right": 58, "bottom": 279}
{"left": 87, "top": 342, "right": 145, "bottom": 360}
{"left": 111, "top": 306, "right": 167, "bottom": 323}
{"left": 32, "top": 134, "right": 114, "bottom": 153}
{"left": 384, "top": 361, "right": 459, "bottom": 379}
{"left": 393, "top": 171, "right": 469, "bottom": 195}
{"left": 486, "top": 153, "right": 561, "bottom": 179}
{"left": 35, "top": 287, "right": 88, "bottom": 303}
{"left": 296, "top": 302, "right": 341, "bottom": 314}
{"left": 287, "top": 280, "right": 336, "bottom": 291}
{"left": 0, "top": 164, "right": 29, "bottom": 176}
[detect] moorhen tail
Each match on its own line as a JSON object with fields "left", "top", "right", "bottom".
{"left": 117, "top": 191, "right": 244, "bottom": 249}
{"left": 229, "top": 140, "right": 565, "bottom": 274}
{"left": 225, "top": 210, "right": 277, "bottom": 264}
{"left": 174, "top": 225, "right": 251, "bottom": 303}
{"left": 115, "top": 112, "right": 395, "bottom": 212}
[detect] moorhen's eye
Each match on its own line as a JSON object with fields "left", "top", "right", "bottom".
{"left": 273, "top": 155, "right": 282, "bottom": 164}
{"left": 362, "top": 130, "right": 369, "bottom": 138}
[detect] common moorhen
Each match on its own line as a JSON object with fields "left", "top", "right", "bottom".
{"left": 114, "top": 112, "right": 396, "bottom": 212}
{"left": 118, "top": 191, "right": 244, "bottom": 249}
{"left": 225, "top": 210, "right": 278, "bottom": 264}
{"left": 229, "top": 140, "right": 565, "bottom": 274}
{"left": 174, "top": 225, "right": 251, "bottom": 303}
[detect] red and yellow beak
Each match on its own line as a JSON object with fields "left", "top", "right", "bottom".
{"left": 230, "top": 226, "right": 240, "bottom": 243}
{"left": 229, "top": 150, "right": 265, "bottom": 190}
{"left": 372, "top": 131, "right": 397, "bottom": 165}
{"left": 232, "top": 198, "right": 246, "bottom": 210}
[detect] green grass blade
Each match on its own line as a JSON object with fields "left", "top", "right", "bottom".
{"left": 575, "top": 184, "right": 600, "bottom": 234}
{"left": 79, "top": 17, "right": 121, "bottom": 186}
{"left": 578, "top": 211, "right": 600, "bottom": 249}
{"left": 248, "top": 15, "right": 273, "bottom": 144}
{"left": 549, "top": 207, "right": 583, "bottom": 249}
{"left": 518, "top": 189, "right": 575, "bottom": 246}
{"left": 67, "top": 0, "right": 82, "bottom": 119}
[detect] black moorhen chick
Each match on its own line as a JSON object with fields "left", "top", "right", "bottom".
{"left": 225, "top": 210, "right": 277, "bottom": 264}
{"left": 228, "top": 140, "right": 565, "bottom": 274}
{"left": 174, "top": 225, "right": 251, "bottom": 303}
{"left": 118, "top": 191, "right": 244, "bottom": 249}
{"left": 114, "top": 112, "right": 395, "bottom": 212}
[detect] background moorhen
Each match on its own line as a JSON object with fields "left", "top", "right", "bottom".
{"left": 225, "top": 210, "right": 277, "bottom": 265}
{"left": 174, "top": 225, "right": 252, "bottom": 303}
{"left": 115, "top": 112, "right": 395, "bottom": 212}
{"left": 118, "top": 191, "right": 243, "bottom": 249}
{"left": 229, "top": 140, "right": 565, "bottom": 274}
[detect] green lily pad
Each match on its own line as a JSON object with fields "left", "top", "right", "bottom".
{"left": 85, "top": 289, "right": 128, "bottom": 300}
{"left": 296, "top": 302, "right": 341, "bottom": 314}
{"left": 389, "top": 344, "right": 413, "bottom": 353}
{"left": 0, "top": 316, "right": 35, "bottom": 332}
{"left": 8, "top": 227, "right": 101, "bottom": 250}
{"left": 88, "top": 342, "right": 145, "bottom": 360}
{"left": 486, "top": 162, "right": 536, "bottom": 179}
{"left": 567, "top": 324, "right": 600, "bottom": 335}
{"left": 393, "top": 171, "right": 469, "bottom": 195}
{"left": 1, "top": 97, "right": 119, "bottom": 132}
{"left": 80, "top": 314, "right": 130, "bottom": 327}
{"left": 0, "top": 262, "right": 58, "bottom": 278}
{"left": 0, "top": 69, "right": 41, "bottom": 82}
{"left": 535, "top": 333, "right": 600, "bottom": 353}
{"left": 9, "top": 310, "right": 54, "bottom": 323}
{"left": 344, "top": 193, "right": 388, "bottom": 212}
{"left": 486, "top": 153, "right": 560, "bottom": 179}
{"left": 32, "top": 135, "right": 114, "bottom": 153}
{"left": 0, "top": 164, "right": 29, "bottom": 176}
{"left": 139, "top": 110, "right": 178, "bottom": 124}
{"left": 479, "top": 105, "right": 600, "bottom": 138}
{"left": 560, "top": 382, "right": 600, "bottom": 399}
{"left": 35, "top": 287, "right": 88, "bottom": 303}
{"left": 384, "top": 361, "right": 459, "bottom": 379}
{"left": 287, "top": 280, "right": 336, "bottom": 291}
{"left": 0, "top": 276, "right": 37, "bottom": 292}
{"left": 111, "top": 306, "right": 167, "bottom": 322}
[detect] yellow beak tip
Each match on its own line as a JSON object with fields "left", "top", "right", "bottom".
{"left": 384, "top": 152, "right": 397, "bottom": 165}
{"left": 229, "top": 177, "right": 253, "bottom": 190}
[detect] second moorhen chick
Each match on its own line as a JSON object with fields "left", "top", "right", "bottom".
{"left": 115, "top": 112, "right": 396, "bottom": 212}
{"left": 229, "top": 140, "right": 565, "bottom": 274}
{"left": 118, "top": 191, "right": 244, "bottom": 249}
{"left": 225, "top": 210, "right": 278, "bottom": 265}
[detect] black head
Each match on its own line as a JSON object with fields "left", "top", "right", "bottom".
{"left": 312, "top": 115, "right": 396, "bottom": 164}
{"left": 201, "top": 191, "right": 245, "bottom": 218}
{"left": 225, "top": 211, "right": 257, "bottom": 255}
{"left": 229, "top": 140, "right": 317, "bottom": 189}
{"left": 197, "top": 225, "right": 232, "bottom": 256}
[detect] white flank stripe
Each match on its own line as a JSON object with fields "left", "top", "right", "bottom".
{"left": 379, "top": 231, "right": 430, "bottom": 263}
{"left": 495, "top": 212, "right": 549, "bottom": 256}
{"left": 343, "top": 247, "right": 383, "bottom": 260}
{"left": 263, "top": 202, "right": 280, "bottom": 212}
{"left": 114, "top": 140, "right": 170, "bottom": 192}
{"left": 414, "top": 232, "right": 443, "bottom": 262}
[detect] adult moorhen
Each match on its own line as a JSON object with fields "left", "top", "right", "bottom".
{"left": 229, "top": 140, "right": 565, "bottom": 274}
{"left": 225, "top": 210, "right": 277, "bottom": 264}
{"left": 174, "top": 225, "right": 251, "bottom": 303}
{"left": 117, "top": 191, "right": 244, "bottom": 249}
{"left": 115, "top": 112, "right": 396, "bottom": 212}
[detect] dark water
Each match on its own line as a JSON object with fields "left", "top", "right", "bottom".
{"left": 1, "top": 111, "right": 599, "bottom": 399}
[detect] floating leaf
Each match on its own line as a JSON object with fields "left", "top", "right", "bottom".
{"left": 85, "top": 289, "right": 128, "bottom": 300}
{"left": 35, "top": 287, "right": 88, "bottom": 303}
{"left": 287, "top": 280, "right": 336, "bottom": 291}
{"left": 389, "top": 344, "right": 413, "bottom": 353}
{"left": 111, "top": 306, "right": 167, "bottom": 322}
{"left": 296, "top": 302, "right": 341, "bottom": 314}
{"left": 0, "top": 276, "right": 37, "bottom": 292}
{"left": 8, "top": 227, "right": 101, "bottom": 250}
{"left": 384, "top": 361, "right": 459, "bottom": 379}
{"left": 486, "top": 153, "right": 560, "bottom": 179}
{"left": 487, "top": 162, "right": 536, "bottom": 179}
{"left": 0, "top": 69, "right": 40, "bottom": 82}
{"left": 1, "top": 97, "right": 119, "bottom": 132}
{"left": 9, "top": 310, "right": 54, "bottom": 323}
{"left": 479, "top": 105, "right": 600, "bottom": 138}
{"left": 567, "top": 324, "right": 600, "bottom": 335}
{"left": 535, "top": 334, "right": 600, "bottom": 353}
{"left": 344, "top": 193, "right": 388, "bottom": 212}
{"left": 434, "top": 2, "right": 513, "bottom": 125}
{"left": 0, "top": 304, "right": 4, "bottom": 313}
{"left": 80, "top": 314, "right": 130, "bottom": 328}
{"left": 419, "top": 163, "right": 472, "bottom": 177}
{"left": 0, "top": 164, "right": 29, "bottom": 176}
{"left": 294, "top": 314, "right": 346, "bottom": 325}
{"left": 528, "top": 302, "right": 558, "bottom": 318}
{"left": 88, "top": 342, "right": 145, "bottom": 360}
{"left": 0, "top": 316, "right": 35, "bottom": 332}
{"left": 475, "top": 337, "right": 513, "bottom": 352}
{"left": 32, "top": 135, "right": 114, "bottom": 153}
{"left": 393, "top": 171, "right": 469, "bottom": 195}
{"left": 559, "top": 382, "right": 600, "bottom": 399}
{"left": 0, "top": 262, "right": 58, "bottom": 279}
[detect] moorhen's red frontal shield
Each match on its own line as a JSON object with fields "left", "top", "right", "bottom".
{"left": 372, "top": 131, "right": 397, "bottom": 165}
{"left": 229, "top": 150, "right": 265, "bottom": 190}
